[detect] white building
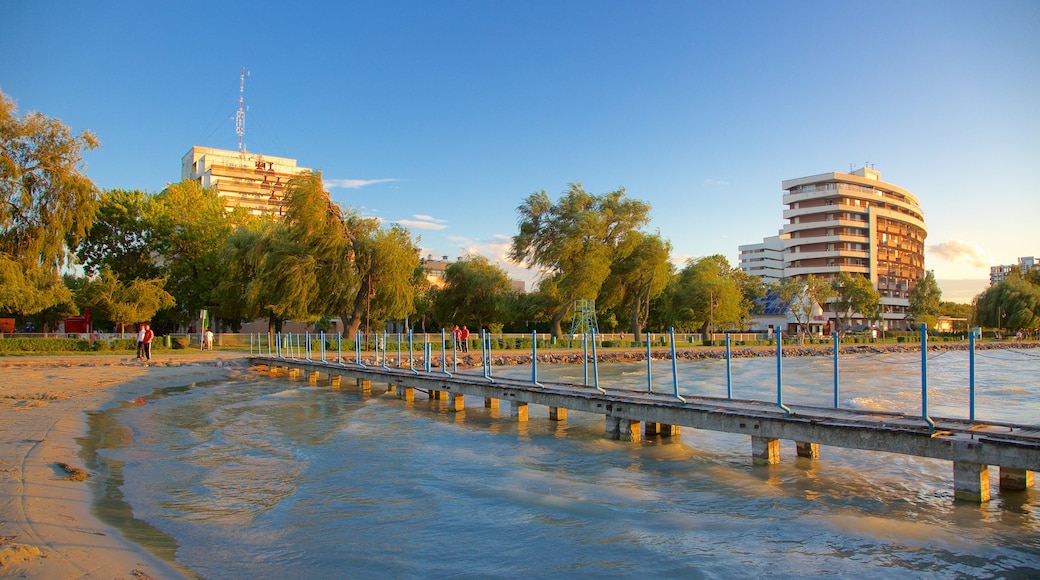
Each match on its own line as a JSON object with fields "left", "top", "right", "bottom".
{"left": 990, "top": 256, "right": 1038, "bottom": 285}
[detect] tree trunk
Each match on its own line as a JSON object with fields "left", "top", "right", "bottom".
{"left": 630, "top": 302, "right": 642, "bottom": 343}
{"left": 550, "top": 305, "right": 567, "bottom": 339}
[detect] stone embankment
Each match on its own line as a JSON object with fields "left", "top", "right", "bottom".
{"left": 381, "top": 341, "right": 1039, "bottom": 369}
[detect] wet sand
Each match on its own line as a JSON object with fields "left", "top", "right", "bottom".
{"left": 0, "top": 351, "right": 250, "bottom": 579}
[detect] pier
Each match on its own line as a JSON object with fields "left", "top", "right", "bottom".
{"left": 249, "top": 351, "right": 1039, "bottom": 504}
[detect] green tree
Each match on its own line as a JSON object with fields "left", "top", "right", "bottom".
{"left": 974, "top": 271, "right": 1040, "bottom": 333}
{"left": 0, "top": 89, "right": 100, "bottom": 316}
{"left": 908, "top": 270, "right": 942, "bottom": 329}
{"left": 598, "top": 232, "right": 673, "bottom": 342}
{"left": 778, "top": 274, "right": 835, "bottom": 343}
{"left": 830, "top": 272, "right": 881, "bottom": 333}
{"left": 509, "top": 183, "right": 651, "bottom": 338}
{"left": 432, "top": 255, "right": 514, "bottom": 329}
{"left": 149, "top": 180, "right": 237, "bottom": 330}
{"left": 656, "top": 256, "right": 743, "bottom": 337}
{"left": 78, "top": 268, "right": 175, "bottom": 336}
{"left": 74, "top": 188, "right": 160, "bottom": 281}
{"left": 344, "top": 223, "right": 421, "bottom": 337}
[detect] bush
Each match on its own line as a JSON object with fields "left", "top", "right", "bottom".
{"left": 0, "top": 337, "right": 92, "bottom": 352}
{"left": 172, "top": 336, "right": 190, "bottom": 349}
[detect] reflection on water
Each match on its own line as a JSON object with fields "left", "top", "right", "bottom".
{"left": 85, "top": 352, "right": 1040, "bottom": 578}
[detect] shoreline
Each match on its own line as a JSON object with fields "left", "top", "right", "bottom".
{"left": 1, "top": 342, "right": 1035, "bottom": 577}
{"left": 0, "top": 352, "right": 251, "bottom": 579}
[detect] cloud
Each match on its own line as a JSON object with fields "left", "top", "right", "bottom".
{"left": 397, "top": 215, "right": 448, "bottom": 230}
{"left": 324, "top": 178, "right": 399, "bottom": 189}
{"left": 703, "top": 178, "right": 730, "bottom": 187}
{"left": 927, "top": 239, "right": 991, "bottom": 268}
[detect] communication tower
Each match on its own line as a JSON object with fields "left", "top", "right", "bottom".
{"left": 236, "top": 67, "right": 249, "bottom": 152}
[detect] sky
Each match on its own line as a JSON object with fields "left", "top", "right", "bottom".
{"left": 3, "top": 1, "right": 1038, "bottom": 303}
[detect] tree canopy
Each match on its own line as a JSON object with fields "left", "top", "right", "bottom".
{"left": 908, "top": 270, "right": 942, "bottom": 328}
{"left": 0, "top": 89, "right": 100, "bottom": 316}
{"left": 509, "top": 183, "right": 651, "bottom": 337}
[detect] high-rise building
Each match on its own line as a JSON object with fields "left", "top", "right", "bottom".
{"left": 990, "top": 256, "right": 1038, "bottom": 285}
{"left": 181, "top": 146, "right": 312, "bottom": 216}
{"left": 780, "top": 167, "right": 927, "bottom": 328}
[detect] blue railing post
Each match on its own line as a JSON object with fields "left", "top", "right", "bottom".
{"left": 833, "top": 331, "right": 840, "bottom": 408}
{"left": 532, "top": 330, "right": 543, "bottom": 387}
{"left": 777, "top": 332, "right": 792, "bottom": 416}
{"left": 408, "top": 331, "right": 417, "bottom": 375}
{"left": 669, "top": 328, "right": 685, "bottom": 403}
{"left": 305, "top": 331, "right": 310, "bottom": 361}
{"left": 582, "top": 332, "right": 589, "bottom": 386}
{"left": 381, "top": 331, "right": 390, "bottom": 371}
{"left": 320, "top": 331, "right": 326, "bottom": 362}
{"left": 725, "top": 332, "right": 732, "bottom": 399}
{"left": 591, "top": 329, "right": 604, "bottom": 393}
{"left": 337, "top": 332, "right": 343, "bottom": 366}
{"left": 921, "top": 323, "right": 935, "bottom": 432}
{"left": 969, "top": 331, "right": 976, "bottom": 421}
{"left": 452, "top": 328, "right": 458, "bottom": 374}
{"left": 646, "top": 335, "right": 652, "bottom": 394}
{"left": 397, "top": 332, "right": 403, "bottom": 369}
{"left": 441, "top": 329, "right": 451, "bottom": 376}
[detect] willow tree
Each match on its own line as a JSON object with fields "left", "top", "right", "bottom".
{"left": 974, "top": 271, "right": 1040, "bottom": 333}
{"left": 340, "top": 219, "right": 420, "bottom": 338}
{"left": 0, "top": 89, "right": 99, "bottom": 316}
{"left": 598, "top": 232, "right": 673, "bottom": 342}
{"left": 778, "top": 274, "right": 835, "bottom": 343}
{"left": 432, "top": 255, "right": 513, "bottom": 329}
{"left": 78, "top": 268, "right": 175, "bottom": 336}
{"left": 509, "top": 183, "right": 650, "bottom": 338}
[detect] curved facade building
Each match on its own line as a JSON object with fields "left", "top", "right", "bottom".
{"left": 780, "top": 167, "right": 926, "bottom": 328}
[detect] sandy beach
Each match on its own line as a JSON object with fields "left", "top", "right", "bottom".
{"left": 0, "top": 351, "right": 251, "bottom": 579}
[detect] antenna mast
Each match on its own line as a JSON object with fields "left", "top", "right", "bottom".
{"left": 236, "top": 67, "right": 248, "bottom": 152}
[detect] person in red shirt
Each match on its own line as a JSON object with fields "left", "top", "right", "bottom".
{"left": 460, "top": 326, "right": 470, "bottom": 352}
{"left": 143, "top": 323, "right": 155, "bottom": 361}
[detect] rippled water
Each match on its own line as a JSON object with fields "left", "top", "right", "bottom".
{"left": 83, "top": 349, "right": 1040, "bottom": 578}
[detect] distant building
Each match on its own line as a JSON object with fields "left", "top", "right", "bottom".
{"left": 990, "top": 256, "right": 1038, "bottom": 285}
{"left": 181, "top": 146, "right": 312, "bottom": 216}
{"left": 738, "top": 234, "right": 787, "bottom": 285}
{"left": 740, "top": 167, "right": 927, "bottom": 333}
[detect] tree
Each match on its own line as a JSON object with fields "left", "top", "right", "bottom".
{"left": 908, "top": 270, "right": 942, "bottom": 329}
{"left": 73, "top": 188, "right": 160, "bottom": 281}
{"left": 598, "top": 232, "right": 673, "bottom": 342}
{"left": 0, "top": 89, "right": 100, "bottom": 316}
{"left": 78, "top": 268, "right": 175, "bottom": 336}
{"left": 655, "top": 256, "right": 743, "bottom": 336}
{"left": 342, "top": 223, "right": 421, "bottom": 337}
{"left": 149, "top": 180, "right": 237, "bottom": 330}
{"left": 509, "top": 183, "right": 651, "bottom": 338}
{"left": 830, "top": 272, "right": 880, "bottom": 333}
{"left": 778, "top": 274, "right": 835, "bottom": 343}
{"left": 432, "top": 255, "right": 514, "bottom": 329}
{"left": 974, "top": 271, "right": 1040, "bottom": 333}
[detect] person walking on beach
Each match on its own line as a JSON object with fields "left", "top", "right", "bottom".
{"left": 460, "top": 326, "right": 470, "bottom": 352}
{"left": 143, "top": 323, "right": 155, "bottom": 361}
{"left": 204, "top": 328, "right": 214, "bottom": 350}
{"left": 137, "top": 324, "right": 147, "bottom": 360}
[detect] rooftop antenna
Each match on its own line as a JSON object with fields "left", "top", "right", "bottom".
{"left": 236, "top": 67, "right": 250, "bottom": 152}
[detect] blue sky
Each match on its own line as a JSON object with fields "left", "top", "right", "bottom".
{"left": 3, "top": 1, "right": 1038, "bottom": 302}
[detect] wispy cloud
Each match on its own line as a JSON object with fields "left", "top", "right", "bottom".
{"left": 927, "top": 239, "right": 991, "bottom": 268}
{"left": 397, "top": 214, "right": 448, "bottom": 231}
{"left": 703, "top": 178, "right": 730, "bottom": 187}
{"left": 325, "top": 178, "right": 400, "bottom": 189}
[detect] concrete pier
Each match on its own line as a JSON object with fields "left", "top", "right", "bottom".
{"left": 251, "top": 356, "right": 1040, "bottom": 504}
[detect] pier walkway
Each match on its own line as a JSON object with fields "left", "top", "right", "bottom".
{"left": 249, "top": 354, "right": 1039, "bottom": 504}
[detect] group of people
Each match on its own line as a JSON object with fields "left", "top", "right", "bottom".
{"left": 136, "top": 323, "right": 154, "bottom": 361}
{"left": 451, "top": 325, "right": 470, "bottom": 352}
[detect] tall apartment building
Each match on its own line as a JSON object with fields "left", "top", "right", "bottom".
{"left": 181, "top": 146, "right": 312, "bottom": 216}
{"left": 990, "top": 256, "right": 1038, "bottom": 285}
{"left": 780, "top": 167, "right": 927, "bottom": 328}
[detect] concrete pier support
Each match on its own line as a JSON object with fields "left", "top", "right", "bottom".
{"left": 397, "top": 386, "right": 415, "bottom": 401}
{"left": 287, "top": 368, "right": 301, "bottom": 379}
{"left": 448, "top": 393, "right": 465, "bottom": 412}
{"left": 752, "top": 436, "right": 780, "bottom": 465}
{"left": 953, "top": 462, "right": 991, "bottom": 502}
{"left": 484, "top": 397, "right": 499, "bottom": 409}
{"left": 549, "top": 406, "right": 567, "bottom": 421}
{"left": 356, "top": 378, "right": 371, "bottom": 394}
{"left": 644, "top": 423, "right": 680, "bottom": 437}
{"left": 796, "top": 441, "right": 820, "bottom": 459}
{"left": 511, "top": 401, "right": 528, "bottom": 422}
{"left": 385, "top": 382, "right": 396, "bottom": 395}
{"left": 605, "top": 416, "right": 620, "bottom": 437}
{"left": 430, "top": 389, "right": 445, "bottom": 400}
{"left": 329, "top": 375, "right": 342, "bottom": 387}
{"left": 618, "top": 419, "right": 642, "bottom": 442}
{"left": 308, "top": 371, "right": 322, "bottom": 384}
{"left": 999, "top": 468, "right": 1034, "bottom": 491}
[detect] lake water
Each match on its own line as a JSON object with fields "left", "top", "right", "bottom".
{"left": 82, "top": 349, "right": 1040, "bottom": 578}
